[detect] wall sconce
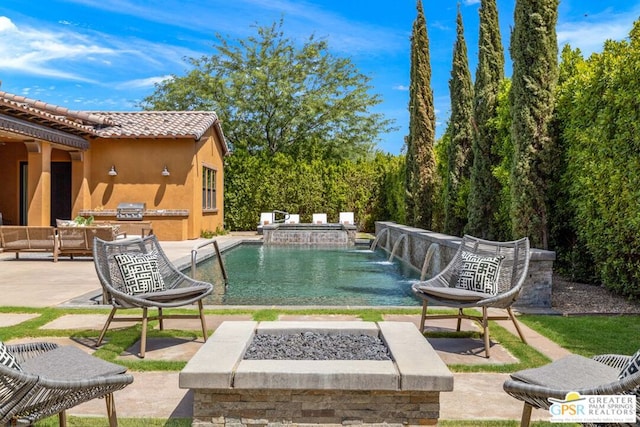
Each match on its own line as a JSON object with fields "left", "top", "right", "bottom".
{"left": 161, "top": 165, "right": 170, "bottom": 177}
{"left": 108, "top": 165, "right": 118, "bottom": 176}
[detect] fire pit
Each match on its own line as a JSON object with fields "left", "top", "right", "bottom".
{"left": 180, "top": 321, "right": 453, "bottom": 426}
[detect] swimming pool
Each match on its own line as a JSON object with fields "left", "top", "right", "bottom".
{"left": 192, "top": 243, "right": 421, "bottom": 306}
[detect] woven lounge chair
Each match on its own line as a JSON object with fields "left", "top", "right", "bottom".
{"left": 503, "top": 351, "right": 640, "bottom": 426}
{"left": 0, "top": 341, "right": 133, "bottom": 426}
{"left": 93, "top": 235, "right": 214, "bottom": 358}
{"left": 412, "top": 235, "right": 530, "bottom": 358}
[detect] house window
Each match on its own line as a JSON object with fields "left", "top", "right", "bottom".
{"left": 202, "top": 166, "right": 216, "bottom": 210}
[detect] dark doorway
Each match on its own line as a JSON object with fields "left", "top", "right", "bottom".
{"left": 51, "top": 162, "right": 72, "bottom": 225}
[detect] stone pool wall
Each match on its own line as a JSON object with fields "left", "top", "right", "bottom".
{"left": 373, "top": 221, "right": 556, "bottom": 308}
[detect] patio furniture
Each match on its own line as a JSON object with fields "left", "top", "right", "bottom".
{"left": 93, "top": 234, "right": 214, "bottom": 358}
{"left": 503, "top": 351, "right": 640, "bottom": 427}
{"left": 412, "top": 234, "right": 530, "bottom": 358}
{"left": 285, "top": 214, "right": 300, "bottom": 224}
{"left": 312, "top": 213, "right": 327, "bottom": 224}
{"left": 55, "top": 225, "right": 126, "bottom": 262}
{"left": 0, "top": 341, "right": 133, "bottom": 427}
{"left": 339, "top": 212, "right": 354, "bottom": 225}
{"left": 0, "top": 226, "right": 57, "bottom": 259}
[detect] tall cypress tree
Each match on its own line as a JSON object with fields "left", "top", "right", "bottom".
{"left": 510, "top": 0, "right": 559, "bottom": 249}
{"left": 443, "top": 8, "right": 474, "bottom": 236}
{"left": 405, "top": 0, "right": 437, "bottom": 230}
{"left": 467, "top": 0, "right": 504, "bottom": 239}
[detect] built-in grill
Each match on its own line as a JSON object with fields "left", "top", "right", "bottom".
{"left": 116, "top": 202, "right": 146, "bottom": 221}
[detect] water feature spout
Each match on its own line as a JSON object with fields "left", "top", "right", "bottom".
{"left": 370, "top": 228, "right": 389, "bottom": 251}
{"left": 420, "top": 242, "right": 439, "bottom": 281}
{"left": 388, "top": 233, "right": 408, "bottom": 262}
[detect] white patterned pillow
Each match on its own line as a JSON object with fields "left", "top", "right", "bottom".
{"left": 455, "top": 251, "right": 504, "bottom": 295}
{"left": 619, "top": 349, "right": 640, "bottom": 379}
{"left": 0, "top": 341, "right": 22, "bottom": 371}
{"left": 114, "top": 253, "right": 165, "bottom": 295}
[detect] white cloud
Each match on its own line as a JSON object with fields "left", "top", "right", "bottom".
{"left": 557, "top": 7, "right": 639, "bottom": 56}
{"left": 393, "top": 85, "right": 409, "bottom": 91}
{"left": 117, "top": 76, "right": 173, "bottom": 90}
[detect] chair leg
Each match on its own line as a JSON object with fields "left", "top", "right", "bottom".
{"left": 158, "top": 307, "right": 164, "bottom": 331}
{"left": 419, "top": 300, "right": 428, "bottom": 332}
{"left": 520, "top": 402, "right": 532, "bottom": 427}
{"left": 105, "top": 392, "right": 118, "bottom": 427}
{"left": 456, "top": 308, "right": 463, "bottom": 331}
{"left": 198, "top": 300, "right": 208, "bottom": 341}
{"left": 482, "top": 306, "right": 490, "bottom": 358}
{"left": 96, "top": 307, "right": 117, "bottom": 347}
{"left": 508, "top": 307, "right": 528, "bottom": 344}
{"left": 58, "top": 410, "right": 67, "bottom": 427}
{"left": 140, "top": 307, "right": 148, "bottom": 358}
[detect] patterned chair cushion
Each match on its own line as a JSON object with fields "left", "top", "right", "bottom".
{"left": 455, "top": 251, "right": 504, "bottom": 295}
{"left": 619, "top": 349, "right": 640, "bottom": 379}
{"left": 0, "top": 341, "right": 22, "bottom": 371}
{"left": 114, "top": 253, "right": 165, "bottom": 295}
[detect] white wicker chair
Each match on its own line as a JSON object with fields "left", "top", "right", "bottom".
{"left": 0, "top": 342, "right": 133, "bottom": 426}
{"left": 412, "top": 235, "right": 530, "bottom": 358}
{"left": 93, "top": 235, "right": 213, "bottom": 358}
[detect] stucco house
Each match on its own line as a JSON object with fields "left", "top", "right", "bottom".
{"left": 0, "top": 91, "right": 228, "bottom": 240}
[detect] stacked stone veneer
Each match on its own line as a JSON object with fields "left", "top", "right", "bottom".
{"left": 263, "top": 223, "right": 357, "bottom": 246}
{"left": 192, "top": 389, "right": 440, "bottom": 426}
{"left": 374, "top": 222, "right": 556, "bottom": 308}
{"left": 180, "top": 321, "right": 453, "bottom": 427}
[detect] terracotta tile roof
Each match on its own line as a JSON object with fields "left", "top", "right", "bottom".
{"left": 0, "top": 91, "right": 228, "bottom": 153}
{"left": 89, "top": 111, "right": 219, "bottom": 140}
{"left": 0, "top": 91, "right": 101, "bottom": 136}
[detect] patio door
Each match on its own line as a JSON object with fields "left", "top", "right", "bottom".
{"left": 50, "top": 162, "right": 72, "bottom": 225}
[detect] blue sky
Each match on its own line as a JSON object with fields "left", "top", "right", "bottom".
{"left": 0, "top": 0, "right": 638, "bottom": 154}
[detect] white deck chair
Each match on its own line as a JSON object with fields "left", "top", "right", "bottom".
{"left": 285, "top": 214, "right": 300, "bottom": 224}
{"left": 312, "top": 213, "right": 327, "bottom": 224}
{"left": 259, "top": 212, "right": 274, "bottom": 225}
{"left": 339, "top": 212, "right": 354, "bottom": 225}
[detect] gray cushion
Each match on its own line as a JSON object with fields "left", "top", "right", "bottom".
{"left": 417, "top": 285, "right": 492, "bottom": 302}
{"left": 137, "top": 284, "right": 211, "bottom": 302}
{"left": 21, "top": 346, "right": 126, "bottom": 380}
{"left": 511, "top": 354, "right": 619, "bottom": 390}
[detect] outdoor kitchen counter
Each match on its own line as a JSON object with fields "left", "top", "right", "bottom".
{"left": 79, "top": 210, "right": 189, "bottom": 240}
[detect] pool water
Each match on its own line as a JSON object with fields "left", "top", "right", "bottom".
{"left": 193, "top": 244, "right": 421, "bottom": 306}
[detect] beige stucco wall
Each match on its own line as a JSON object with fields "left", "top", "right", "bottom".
{"left": 86, "top": 129, "right": 225, "bottom": 240}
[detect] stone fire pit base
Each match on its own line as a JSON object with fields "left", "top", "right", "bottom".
{"left": 193, "top": 389, "right": 441, "bottom": 426}
{"left": 180, "top": 321, "right": 453, "bottom": 427}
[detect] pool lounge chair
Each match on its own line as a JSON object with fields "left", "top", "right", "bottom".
{"left": 339, "top": 212, "right": 354, "bottom": 225}
{"left": 93, "top": 235, "right": 214, "bottom": 358}
{"left": 312, "top": 213, "right": 327, "bottom": 224}
{"left": 412, "top": 234, "right": 530, "bottom": 358}
{"left": 0, "top": 341, "right": 133, "bottom": 427}
{"left": 285, "top": 214, "right": 300, "bottom": 224}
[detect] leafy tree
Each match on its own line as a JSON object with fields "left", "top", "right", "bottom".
{"left": 405, "top": 0, "right": 437, "bottom": 230}
{"left": 141, "top": 19, "right": 395, "bottom": 162}
{"left": 556, "top": 21, "right": 640, "bottom": 298}
{"left": 467, "top": 0, "right": 504, "bottom": 240}
{"left": 443, "top": 8, "right": 474, "bottom": 237}
{"left": 510, "top": 0, "right": 559, "bottom": 249}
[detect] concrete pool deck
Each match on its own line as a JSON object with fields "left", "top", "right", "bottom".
{"left": 0, "top": 232, "right": 570, "bottom": 423}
